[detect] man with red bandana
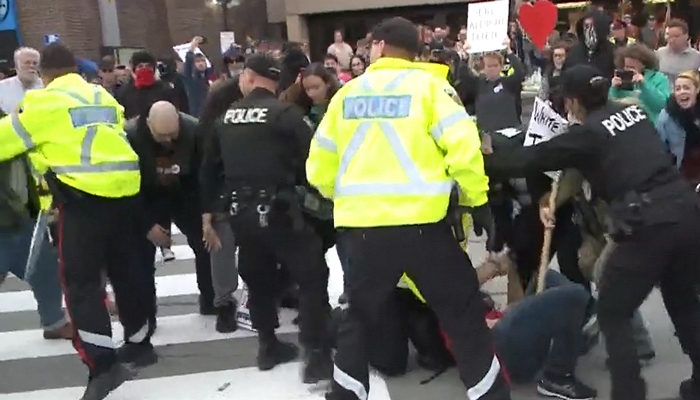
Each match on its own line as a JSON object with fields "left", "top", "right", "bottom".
{"left": 115, "top": 50, "right": 183, "bottom": 119}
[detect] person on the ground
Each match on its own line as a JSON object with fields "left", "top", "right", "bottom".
{"left": 307, "top": 16, "right": 511, "bottom": 400}
{"left": 485, "top": 63, "right": 700, "bottom": 400}
{"left": 200, "top": 53, "right": 333, "bottom": 382}
{"left": 115, "top": 50, "right": 182, "bottom": 119}
{"left": 565, "top": 9, "right": 616, "bottom": 80}
{"left": 609, "top": 43, "right": 670, "bottom": 124}
{"left": 0, "top": 42, "right": 153, "bottom": 400}
{"left": 656, "top": 19, "right": 700, "bottom": 85}
{"left": 125, "top": 101, "right": 218, "bottom": 326}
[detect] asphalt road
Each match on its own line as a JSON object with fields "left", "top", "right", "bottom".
{"left": 0, "top": 96, "right": 688, "bottom": 399}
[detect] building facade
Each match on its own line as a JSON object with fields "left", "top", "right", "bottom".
{"left": 7, "top": 0, "right": 268, "bottom": 65}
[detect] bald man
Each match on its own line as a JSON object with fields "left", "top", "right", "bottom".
{"left": 124, "top": 103, "right": 227, "bottom": 345}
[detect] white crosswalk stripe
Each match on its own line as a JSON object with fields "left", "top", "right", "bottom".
{"left": 0, "top": 224, "right": 393, "bottom": 399}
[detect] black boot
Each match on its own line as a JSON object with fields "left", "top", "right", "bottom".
{"left": 681, "top": 378, "right": 700, "bottom": 400}
{"left": 117, "top": 341, "right": 158, "bottom": 368}
{"left": 303, "top": 348, "right": 333, "bottom": 384}
{"left": 199, "top": 294, "right": 216, "bottom": 316}
{"left": 257, "top": 332, "right": 299, "bottom": 371}
{"left": 215, "top": 302, "right": 238, "bottom": 333}
{"left": 80, "top": 363, "right": 134, "bottom": 400}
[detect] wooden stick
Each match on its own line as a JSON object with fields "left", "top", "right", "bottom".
{"left": 536, "top": 178, "right": 560, "bottom": 294}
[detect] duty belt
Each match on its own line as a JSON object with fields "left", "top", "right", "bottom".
{"left": 229, "top": 187, "right": 273, "bottom": 228}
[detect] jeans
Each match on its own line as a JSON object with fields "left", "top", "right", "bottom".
{"left": 0, "top": 220, "right": 66, "bottom": 330}
{"left": 492, "top": 270, "right": 589, "bottom": 383}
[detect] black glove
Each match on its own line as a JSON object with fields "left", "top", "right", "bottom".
{"left": 470, "top": 204, "right": 500, "bottom": 252}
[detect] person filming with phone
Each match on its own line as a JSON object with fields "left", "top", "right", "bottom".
{"left": 609, "top": 44, "right": 670, "bottom": 124}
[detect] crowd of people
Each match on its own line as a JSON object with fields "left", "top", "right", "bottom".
{"left": 2, "top": 4, "right": 700, "bottom": 400}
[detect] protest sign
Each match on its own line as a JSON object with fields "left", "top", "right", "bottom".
{"left": 219, "top": 31, "right": 235, "bottom": 54}
{"left": 466, "top": 0, "right": 509, "bottom": 54}
{"left": 173, "top": 43, "right": 211, "bottom": 68}
{"left": 524, "top": 97, "right": 568, "bottom": 147}
{"left": 524, "top": 97, "right": 569, "bottom": 178}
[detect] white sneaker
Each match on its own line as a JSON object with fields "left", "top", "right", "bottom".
{"left": 161, "top": 248, "right": 176, "bottom": 262}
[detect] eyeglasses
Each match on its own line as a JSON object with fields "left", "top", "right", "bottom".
{"left": 101, "top": 69, "right": 113, "bottom": 73}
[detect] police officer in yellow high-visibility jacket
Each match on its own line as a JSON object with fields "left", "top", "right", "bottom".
{"left": 306, "top": 17, "right": 511, "bottom": 400}
{"left": 0, "top": 43, "right": 151, "bottom": 400}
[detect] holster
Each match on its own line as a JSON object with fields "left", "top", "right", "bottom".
{"left": 607, "top": 183, "right": 690, "bottom": 240}
{"left": 447, "top": 188, "right": 467, "bottom": 243}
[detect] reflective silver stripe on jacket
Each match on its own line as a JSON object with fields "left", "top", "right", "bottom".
{"left": 330, "top": 71, "right": 453, "bottom": 197}
{"left": 44, "top": 85, "right": 138, "bottom": 174}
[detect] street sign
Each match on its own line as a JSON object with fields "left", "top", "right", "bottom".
{"left": 43, "top": 34, "right": 59, "bottom": 46}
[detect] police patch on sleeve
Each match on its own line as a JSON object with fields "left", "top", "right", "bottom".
{"left": 444, "top": 86, "right": 463, "bottom": 106}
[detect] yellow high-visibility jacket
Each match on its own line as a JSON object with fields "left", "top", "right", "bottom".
{"left": 306, "top": 57, "right": 489, "bottom": 228}
{"left": 0, "top": 73, "right": 140, "bottom": 198}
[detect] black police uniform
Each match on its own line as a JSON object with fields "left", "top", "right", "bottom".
{"left": 125, "top": 113, "right": 217, "bottom": 322}
{"left": 486, "top": 65, "right": 700, "bottom": 400}
{"left": 199, "top": 54, "right": 332, "bottom": 383}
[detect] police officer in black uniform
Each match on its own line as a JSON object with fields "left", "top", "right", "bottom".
{"left": 199, "top": 53, "right": 333, "bottom": 383}
{"left": 486, "top": 64, "right": 700, "bottom": 400}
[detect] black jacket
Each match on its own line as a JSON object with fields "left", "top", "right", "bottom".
{"left": 459, "top": 53, "right": 526, "bottom": 129}
{"left": 565, "top": 10, "right": 616, "bottom": 80}
{"left": 485, "top": 101, "right": 679, "bottom": 203}
{"left": 126, "top": 112, "right": 202, "bottom": 231}
{"left": 199, "top": 88, "right": 313, "bottom": 213}
{"left": 116, "top": 79, "right": 183, "bottom": 119}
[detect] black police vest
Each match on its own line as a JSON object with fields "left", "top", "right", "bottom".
{"left": 217, "top": 95, "right": 300, "bottom": 188}
{"left": 582, "top": 102, "right": 678, "bottom": 202}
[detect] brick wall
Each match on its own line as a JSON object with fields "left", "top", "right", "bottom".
{"left": 16, "top": 0, "right": 269, "bottom": 65}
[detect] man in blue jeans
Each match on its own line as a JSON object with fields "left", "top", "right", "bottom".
{"left": 0, "top": 219, "right": 70, "bottom": 338}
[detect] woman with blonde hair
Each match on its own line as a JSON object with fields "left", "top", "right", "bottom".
{"left": 656, "top": 71, "right": 700, "bottom": 184}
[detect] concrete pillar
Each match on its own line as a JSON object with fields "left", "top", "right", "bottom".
{"left": 286, "top": 14, "right": 309, "bottom": 43}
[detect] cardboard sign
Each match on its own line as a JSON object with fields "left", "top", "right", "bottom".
{"left": 235, "top": 283, "right": 254, "bottom": 331}
{"left": 525, "top": 97, "right": 568, "bottom": 179}
{"left": 466, "top": 0, "right": 509, "bottom": 53}
{"left": 172, "top": 43, "right": 211, "bottom": 68}
{"left": 524, "top": 97, "right": 568, "bottom": 147}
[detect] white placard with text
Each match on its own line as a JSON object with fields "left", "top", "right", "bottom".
{"left": 173, "top": 43, "right": 211, "bottom": 68}
{"left": 466, "top": 0, "right": 509, "bottom": 53}
{"left": 524, "top": 97, "right": 568, "bottom": 147}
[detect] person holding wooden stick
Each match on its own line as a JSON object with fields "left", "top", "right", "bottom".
{"left": 485, "top": 63, "right": 700, "bottom": 400}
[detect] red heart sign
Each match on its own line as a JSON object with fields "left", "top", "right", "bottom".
{"left": 518, "top": 0, "right": 558, "bottom": 50}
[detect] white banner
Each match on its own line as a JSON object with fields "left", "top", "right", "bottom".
{"left": 466, "top": 0, "right": 509, "bottom": 54}
{"left": 524, "top": 97, "right": 568, "bottom": 147}
{"left": 220, "top": 32, "right": 236, "bottom": 54}
{"left": 173, "top": 43, "right": 211, "bottom": 68}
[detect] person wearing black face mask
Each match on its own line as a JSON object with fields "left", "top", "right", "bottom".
{"left": 115, "top": 50, "right": 183, "bottom": 119}
{"left": 565, "top": 9, "right": 615, "bottom": 80}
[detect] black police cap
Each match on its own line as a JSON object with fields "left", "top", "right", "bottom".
{"left": 244, "top": 53, "right": 281, "bottom": 82}
{"left": 560, "top": 64, "right": 609, "bottom": 99}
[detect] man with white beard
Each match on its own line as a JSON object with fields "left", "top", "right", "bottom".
{"left": 0, "top": 46, "right": 72, "bottom": 340}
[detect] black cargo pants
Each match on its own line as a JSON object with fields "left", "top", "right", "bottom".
{"left": 58, "top": 195, "right": 151, "bottom": 376}
{"left": 137, "top": 200, "right": 216, "bottom": 321}
{"left": 331, "top": 221, "right": 511, "bottom": 400}
{"left": 232, "top": 209, "right": 330, "bottom": 350}
{"left": 598, "top": 201, "right": 700, "bottom": 400}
